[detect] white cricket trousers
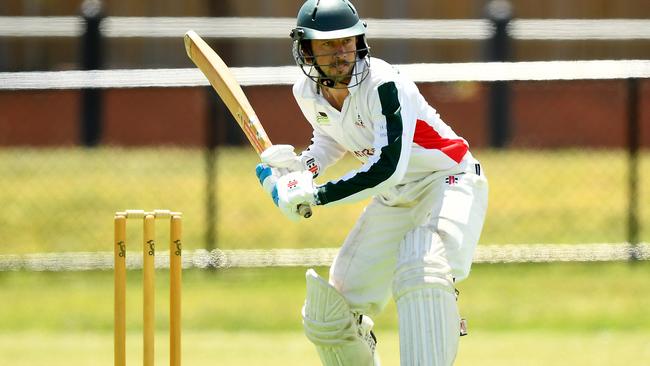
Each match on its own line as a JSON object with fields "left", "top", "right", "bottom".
{"left": 328, "top": 158, "right": 488, "bottom": 317}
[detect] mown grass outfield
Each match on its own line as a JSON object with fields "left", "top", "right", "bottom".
{"left": 0, "top": 147, "right": 649, "bottom": 364}
{"left": 0, "top": 262, "right": 649, "bottom": 365}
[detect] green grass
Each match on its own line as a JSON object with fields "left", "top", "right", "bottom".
{"left": 2, "top": 262, "right": 648, "bottom": 333}
{"left": 0, "top": 262, "right": 649, "bottom": 365}
{"left": 0, "top": 147, "right": 648, "bottom": 254}
{"left": 2, "top": 330, "right": 649, "bottom": 366}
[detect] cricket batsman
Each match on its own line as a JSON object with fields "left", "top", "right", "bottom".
{"left": 255, "top": 0, "right": 488, "bottom": 364}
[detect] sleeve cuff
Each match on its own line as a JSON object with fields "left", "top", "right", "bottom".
{"left": 314, "top": 186, "right": 327, "bottom": 206}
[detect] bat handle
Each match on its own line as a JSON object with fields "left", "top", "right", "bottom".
{"left": 298, "top": 204, "right": 313, "bottom": 219}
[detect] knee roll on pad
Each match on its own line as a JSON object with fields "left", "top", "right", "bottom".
{"left": 393, "top": 228, "right": 460, "bottom": 366}
{"left": 393, "top": 227, "right": 456, "bottom": 299}
{"left": 302, "top": 269, "right": 379, "bottom": 366}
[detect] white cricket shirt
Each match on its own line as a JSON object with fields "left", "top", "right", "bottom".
{"left": 293, "top": 57, "right": 472, "bottom": 205}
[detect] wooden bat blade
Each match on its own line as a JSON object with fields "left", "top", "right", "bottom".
{"left": 184, "top": 30, "right": 272, "bottom": 154}
{"left": 184, "top": 30, "right": 312, "bottom": 219}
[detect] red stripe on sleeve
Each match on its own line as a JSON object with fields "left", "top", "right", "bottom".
{"left": 413, "top": 119, "right": 468, "bottom": 163}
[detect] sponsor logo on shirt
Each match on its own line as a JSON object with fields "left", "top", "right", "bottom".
{"left": 445, "top": 175, "right": 459, "bottom": 185}
{"left": 316, "top": 111, "right": 330, "bottom": 125}
{"left": 353, "top": 148, "right": 375, "bottom": 159}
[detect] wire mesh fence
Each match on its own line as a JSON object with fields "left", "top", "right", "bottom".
{"left": 0, "top": 61, "right": 648, "bottom": 258}
{"left": 0, "top": 84, "right": 650, "bottom": 253}
{"left": 0, "top": 146, "right": 647, "bottom": 255}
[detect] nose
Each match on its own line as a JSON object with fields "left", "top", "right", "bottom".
{"left": 334, "top": 41, "right": 347, "bottom": 54}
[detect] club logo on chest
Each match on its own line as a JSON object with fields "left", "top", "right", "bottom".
{"left": 355, "top": 114, "right": 366, "bottom": 128}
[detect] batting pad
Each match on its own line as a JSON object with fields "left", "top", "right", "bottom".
{"left": 393, "top": 228, "right": 460, "bottom": 366}
{"left": 302, "top": 269, "right": 379, "bottom": 366}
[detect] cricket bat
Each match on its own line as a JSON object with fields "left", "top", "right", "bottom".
{"left": 184, "top": 30, "right": 312, "bottom": 218}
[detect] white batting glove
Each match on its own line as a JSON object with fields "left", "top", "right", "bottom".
{"left": 274, "top": 170, "right": 318, "bottom": 221}
{"left": 260, "top": 144, "right": 304, "bottom": 172}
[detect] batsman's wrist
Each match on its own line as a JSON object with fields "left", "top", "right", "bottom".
{"left": 313, "top": 186, "right": 324, "bottom": 206}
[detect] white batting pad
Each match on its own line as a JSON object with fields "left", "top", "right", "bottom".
{"left": 302, "top": 269, "right": 379, "bottom": 366}
{"left": 393, "top": 228, "right": 460, "bottom": 366}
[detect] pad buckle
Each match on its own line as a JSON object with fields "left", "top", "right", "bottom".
{"left": 460, "top": 318, "right": 468, "bottom": 337}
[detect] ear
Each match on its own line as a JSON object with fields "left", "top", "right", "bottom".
{"left": 356, "top": 35, "right": 369, "bottom": 59}
{"left": 301, "top": 40, "right": 315, "bottom": 66}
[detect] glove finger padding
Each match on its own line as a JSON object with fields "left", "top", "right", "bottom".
{"left": 255, "top": 163, "right": 280, "bottom": 195}
{"left": 260, "top": 144, "right": 304, "bottom": 172}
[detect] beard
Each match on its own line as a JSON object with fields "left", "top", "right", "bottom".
{"left": 322, "top": 57, "right": 355, "bottom": 85}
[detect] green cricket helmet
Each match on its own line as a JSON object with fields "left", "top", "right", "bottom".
{"left": 290, "top": 0, "right": 371, "bottom": 88}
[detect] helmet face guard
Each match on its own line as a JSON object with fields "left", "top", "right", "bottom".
{"left": 290, "top": 0, "right": 371, "bottom": 89}
{"left": 291, "top": 33, "right": 370, "bottom": 89}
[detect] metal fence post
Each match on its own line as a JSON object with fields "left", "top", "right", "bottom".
{"left": 627, "top": 78, "right": 640, "bottom": 260}
{"left": 485, "top": 0, "right": 512, "bottom": 148}
{"left": 205, "top": 90, "right": 220, "bottom": 252}
{"left": 80, "top": 0, "right": 104, "bottom": 147}
{"left": 202, "top": 2, "right": 235, "bottom": 252}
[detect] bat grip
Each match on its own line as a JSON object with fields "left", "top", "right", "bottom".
{"left": 298, "top": 204, "right": 312, "bottom": 219}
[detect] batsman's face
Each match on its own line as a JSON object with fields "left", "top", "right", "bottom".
{"left": 311, "top": 37, "right": 357, "bottom": 80}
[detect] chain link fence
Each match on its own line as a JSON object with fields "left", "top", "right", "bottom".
{"left": 1, "top": 14, "right": 648, "bottom": 257}
{"left": 0, "top": 78, "right": 647, "bottom": 255}
{"left": 0, "top": 147, "right": 646, "bottom": 255}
